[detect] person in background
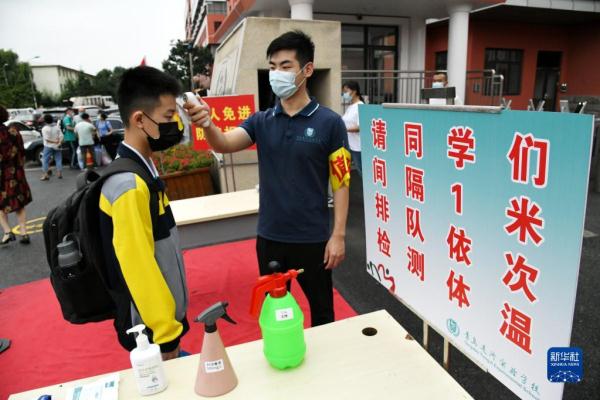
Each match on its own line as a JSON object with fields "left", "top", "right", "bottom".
{"left": 95, "top": 113, "right": 113, "bottom": 139}
{"left": 341, "top": 80, "right": 365, "bottom": 177}
{"left": 73, "top": 107, "right": 85, "bottom": 125}
{"left": 432, "top": 72, "right": 448, "bottom": 88}
{"left": 40, "top": 114, "right": 63, "bottom": 181}
{"left": 74, "top": 112, "right": 97, "bottom": 169}
{"left": 429, "top": 72, "right": 463, "bottom": 105}
{"left": 0, "top": 105, "right": 32, "bottom": 245}
{"left": 62, "top": 108, "right": 78, "bottom": 169}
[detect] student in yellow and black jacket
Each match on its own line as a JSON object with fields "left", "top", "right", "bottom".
{"left": 99, "top": 67, "right": 189, "bottom": 360}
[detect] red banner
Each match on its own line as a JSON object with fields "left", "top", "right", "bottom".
{"left": 191, "top": 94, "right": 256, "bottom": 151}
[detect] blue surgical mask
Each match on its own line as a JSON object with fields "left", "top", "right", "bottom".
{"left": 269, "top": 65, "right": 307, "bottom": 99}
{"left": 432, "top": 81, "right": 445, "bottom": 89}
{"left": 342, "top": 92, "right": 352, "bottom": 104}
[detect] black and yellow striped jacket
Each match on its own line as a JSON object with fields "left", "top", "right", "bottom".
{"left": 99, "top": 143, "right": 189, "bottom": 352}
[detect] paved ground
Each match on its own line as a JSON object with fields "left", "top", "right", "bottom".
{"left": 0, "top": 167, "right": 598, "bottom": 399}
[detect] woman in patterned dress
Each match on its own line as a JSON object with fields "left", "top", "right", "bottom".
{"left": 0, "top": 105, "right": 32, "bottom": 244}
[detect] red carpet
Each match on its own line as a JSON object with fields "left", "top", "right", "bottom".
{"left": 0, "top": 239, "right": 356, "bottom": 399}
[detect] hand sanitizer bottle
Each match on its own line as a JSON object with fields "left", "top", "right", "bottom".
{"left": 126, "top": 324, "right": 168, "bottom": 396}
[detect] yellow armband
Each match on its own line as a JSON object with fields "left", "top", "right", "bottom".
{"left": 329, "top": 147, "right": 351, "bottom": 191}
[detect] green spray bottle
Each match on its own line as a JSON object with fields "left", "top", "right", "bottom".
{"left": 249, "top": 261, "right": 306, "bottom": 369}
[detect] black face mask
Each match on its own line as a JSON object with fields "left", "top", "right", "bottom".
{"left": 142, "top": 112, "right": 184, "bottom": 152}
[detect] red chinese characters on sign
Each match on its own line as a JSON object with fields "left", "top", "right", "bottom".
{"left": 192, "top": 94, "right": 256, "bottom": 151}
{"left": 502, "top": 252, "right": 539, "bottom": 303}
{"left": 504, "top": 196, "right": 545, "bottom": 246}
{"left": 447, "top": 126, "right": 476, "bottom": 170}
{"left": 507, "top": 132, "right": 550, "bottom": 188}
{"left": 375, "top": 192, "right": 390, "bottom": 223}
{"left": 446, "top": 224, "right": 473, "bottom": 266}
{"left": 406, "top": 207, "right": 425, "bottom": 243}
{"left": 367, "top": 261, "right": 396, "bottom": 294}
{"left": 405, "top": 165, "right": 425, "bottom": 203}
{"left": 500, "top": 302, "right": 533, "bottom": 354}
{"left": 371, "top": 118, "right": 388, "bottom": 151}
{"left": 377, "top": 228, "right": 391, "bottom": 257}
{"left": 451, "top": 183, "right": 463, "bottom": 215}
{"left": 373, "top": 157, "right": 388, "bottom": 188}
{"left": 407, "top": 246, "right": 425, "bottom": 281}
{"left": 330, "top": 153, "right": 350, "bottom": 183}
{"left": 447, "top": 269, "right": 471, "bottom": 308}
{"left": 404, "top": 122, "right": 423, "bottom": 159}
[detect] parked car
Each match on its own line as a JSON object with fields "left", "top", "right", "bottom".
{"left": 4, "top": 120, "right": 42, "bottom": 143}
{"left": 7, "top": 108, "right": 40, "bottom": 129}
{"left": 24, "top": 117, "right": 125, "bottom": 165}
{"left": 76, "top": 105, "right": 102, "bottom": 118}
{"left": 42, "top": 107, "right": 68, "bottom": 123}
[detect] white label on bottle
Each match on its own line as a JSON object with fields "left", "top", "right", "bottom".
{"left": 275, "top": 308, "right": 294, "bottom": 321}
{"left": 205, "top": 359, "right": 225, "bottom": 373}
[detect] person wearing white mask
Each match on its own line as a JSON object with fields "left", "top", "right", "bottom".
{"left": 432, "top": 73, "right": 448, "bottom": 89}
{"left": 430, "top": 73, "right": 449, "bottom": 105}
{"left": 184, "top": 30, "right": 351, "bottom": 327}
{"left": 341, "top": 81, "right": 365, "bottom": 177}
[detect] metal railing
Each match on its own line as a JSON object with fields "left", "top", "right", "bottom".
{"left": 341, "top": 69, "right": 504, "bottom": 106}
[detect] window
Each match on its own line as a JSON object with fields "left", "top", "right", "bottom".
{"left": 206, "top": 1, "right": 227, "bottom": 15}
{"left": 214, "top": 21, "right": 222, "bottom": 32}
{"left": 435, "top": 51, "right": 447, "bottom": 71}
{"left": 341, "top": 24, "right": 398, "bottom": 104}
{"left": 484, "top": 48, "right": 523, "bottom": 95}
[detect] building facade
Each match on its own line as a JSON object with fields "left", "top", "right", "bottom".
{"left": 426, "top": 0, "right": 600, "bottom": 110}
{"left": 185, "top": 0, "right": 600, "bottom": 110}
{"left": 30, "top": 65, "right": 94, "bottom": 97}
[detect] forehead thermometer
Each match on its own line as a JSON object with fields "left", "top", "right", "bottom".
{"left": 183, "top": 92, "right": 210, "bottom": 127}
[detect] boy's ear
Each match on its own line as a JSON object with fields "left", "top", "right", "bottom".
{"left": 131, "top": 110, "right": 144, "bottom": 129}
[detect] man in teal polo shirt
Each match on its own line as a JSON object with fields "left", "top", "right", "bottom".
{"left": 185, "top": 30, "right": 351, "bottom": 326}
{"left": 62, "top": 108, "right": 78, "bottom": 168}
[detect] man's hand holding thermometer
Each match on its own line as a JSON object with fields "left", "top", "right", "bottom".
{"left": 183, "top": 92, "right": 254, "bottom": 154}
{"left": 183, "top": 92, "right": 211, "bottom": 128}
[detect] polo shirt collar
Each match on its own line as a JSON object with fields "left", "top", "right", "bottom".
{"left": 273, "top": 97, "right": 320, "bottom": 117}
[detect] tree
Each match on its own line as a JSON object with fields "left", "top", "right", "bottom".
{"left": 0, "top": 49, "right": 38, "bottom": 108}
{"left": 93, "top": 66, "right": 125, "bottom": 99}
{"left": 162, "top": 40, "right": 213, "bottom": 91}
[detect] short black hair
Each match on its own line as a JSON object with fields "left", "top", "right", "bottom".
{"left": 266, "top": 30, "right": 315, "bottom": 67}
{"left": 0, "top": 105, "right": 8, "bottom": 123}
{"left": 81, "top": 112, "right": 90, "bottom": 120}
{"left": 117, "top": 66, "right": 182, "bottom": 128}
{"left": 100, "top": 113, "right": 107, "bottom": 119}
{"left": 43, "top": 114, "right": 54, "bottom": 124}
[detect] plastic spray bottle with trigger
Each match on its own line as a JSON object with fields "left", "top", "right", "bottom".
{"left": 126, "top": 324, "right": 168, "bottom": 396}
{"left": 194, "top": 301, "right": 238, "bottom": 397}
{"left": 249, "top": 261, "right": 306, "bottom": 369}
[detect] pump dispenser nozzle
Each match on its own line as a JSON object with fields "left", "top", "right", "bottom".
{"left": 126, "top": 324, "right": 150, "bottom": 351}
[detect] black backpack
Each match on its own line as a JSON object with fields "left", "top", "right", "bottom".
{"left": 43, "top": 157, "right": 159, "bottom": 324}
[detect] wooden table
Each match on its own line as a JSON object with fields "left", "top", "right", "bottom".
{"left": 9, "top": 310, "right": 473, "bottom": 400}
{"left": 170, "top": 188, "right": 259, "bottom": 249}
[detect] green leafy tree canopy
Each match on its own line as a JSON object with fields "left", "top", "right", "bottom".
{"left": 162, "top": 40, "right": 213, "bottom": 91}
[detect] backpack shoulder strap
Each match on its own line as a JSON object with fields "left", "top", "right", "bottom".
{"left": 102, "top": 157, "right": 157, "bottom": 190}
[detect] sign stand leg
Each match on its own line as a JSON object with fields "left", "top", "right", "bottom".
{"left": 443, "top": 338, "right": 450, "bottom": 370}
{"left": 423, "top": 321, "right": 429, "bottom": 350}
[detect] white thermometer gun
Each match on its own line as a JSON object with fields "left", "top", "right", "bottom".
{"left": 183, "top": 92, "right": 211, "bottom": 127}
